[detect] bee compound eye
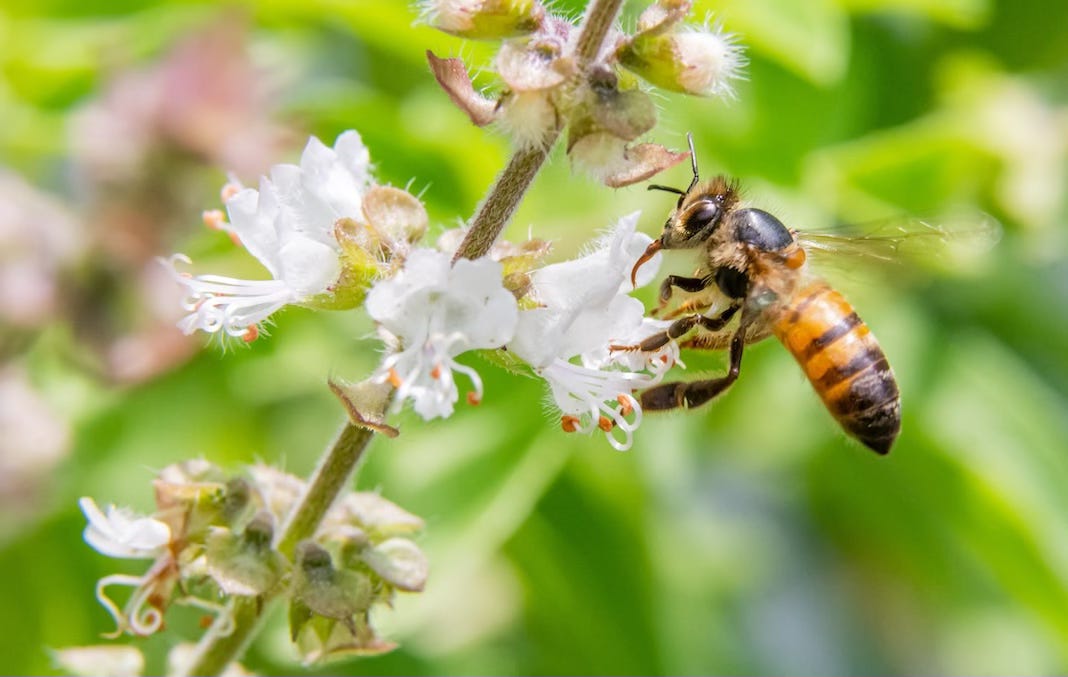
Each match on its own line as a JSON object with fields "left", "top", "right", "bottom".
{"left": 687, "top": 203, "right": 720, "bottom": 235}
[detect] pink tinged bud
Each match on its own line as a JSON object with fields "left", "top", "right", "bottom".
{"left": 619, "top": 26, "right": 745, "bottom": 97}
{"left": 421, "top": 0, "right": 545, "bottom": 40}
{"left": 426, "top": 51, "right": 498, "bottom": 127}
{"left": 636, "top": 0, "right": 693, "bottom": 36}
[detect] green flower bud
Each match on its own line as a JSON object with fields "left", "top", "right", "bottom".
{"left": 421, "top": 0, "right": 545, "bottom": 40}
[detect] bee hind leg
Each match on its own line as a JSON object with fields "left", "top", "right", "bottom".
{"left": 640, "top": 319, "right": 747, "bottom": 411}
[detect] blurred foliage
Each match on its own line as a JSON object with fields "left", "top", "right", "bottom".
{"left": 1, "top": 0, "right": 1067, "bottom": 675}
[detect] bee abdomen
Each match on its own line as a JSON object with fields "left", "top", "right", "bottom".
{"left": 773, "top": 282, "right": 900, "bottom": 454}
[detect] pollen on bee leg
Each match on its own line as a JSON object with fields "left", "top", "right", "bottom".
{"left": 598, "top": 415, "right": 614, "bottom": 432}
{"left": 202, "top": 209, "right": 227, "bottom": 230}
{"left": 466, "top": 391, "right": 481, "bottom": 406}
{"left": 241, "top": 325, "right": 259, "bottom": 343}
{"left": 561, "top": 415, "right": 581, "bottom": 433}
{"left": 616, "top": 394, "right": 634, "bottom": 417}
{"left": 387, "top": 368, "right": 403, "bottom": 388}
{"left": 784, "top": 247, "right": 806, "bottom": 269}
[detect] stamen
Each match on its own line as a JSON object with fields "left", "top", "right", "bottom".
{"left": 466, "top": 391, "right": 481, "bottom": 405}
{"left": 598, "top": 415, "right": 614, "bottom": 432}
{"left": 241, "top": 325, "right": 259, "bottom": 343}
{"left": 202, "top": 210, "right": 227, "bottom": 230}
{"left": 387, "top": 368, "right": 403, "bottom": 388}
{"left": 221, "top": 182, "right": 242, "bottom": 201}
{"left": 561, "top": 415, "right": 580, "bottom": 433}
{"left": 617, "top": 394, "right": 633, "bottom": 416}
{"left": 431, "top": 364, "right": 442, "bottom": 379}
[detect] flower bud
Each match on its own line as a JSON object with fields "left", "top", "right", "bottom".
{"left": 421, "top": 0, "right": 545, "bottom": 40}
{"left": 619, "top": 25, "right": 744, "bottom": 97}
{"left": 360, "top": 537, "right": 429, "bottom": 592}
{"left": 204, "top": 512, "right": 285, "bottom": 596}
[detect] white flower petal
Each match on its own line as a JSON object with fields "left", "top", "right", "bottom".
{"left": 79, "top": 497, "right": 170, "bottom": 559}
{"left": 170, "top": 131, "right": 373, "bottom": 337}
{"left": 368, "top": 249, "right": 517, "bottom": 419}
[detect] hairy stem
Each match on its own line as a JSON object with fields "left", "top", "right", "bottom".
{"left": 177, "top": 422, "right": 376, "bottom": 677}
{"left": 453, "top": 0, "right": 626, "bottom": 261}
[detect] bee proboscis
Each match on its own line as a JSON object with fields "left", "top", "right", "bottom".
{"left": 617, "top": 137, "right": 993, "bottom": 454}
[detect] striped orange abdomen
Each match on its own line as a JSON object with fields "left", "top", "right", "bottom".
{"left": 772, "top": 281, "right": 900, "bottom": 454}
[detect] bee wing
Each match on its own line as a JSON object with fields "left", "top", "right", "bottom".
{"left": 797, "top": 211, "right": 1002, "bottom": 274}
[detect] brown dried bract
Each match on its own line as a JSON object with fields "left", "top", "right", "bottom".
{"left": 426, "top": 51, "right": 497, "bottom": 126}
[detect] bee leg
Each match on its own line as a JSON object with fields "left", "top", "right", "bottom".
{"left": 640, "top": 322, "right": 748, "bottom": 411}
{"left": 658, "top": 275, "right": 711, "bottom": 306}
{"left": 611, "top": 304, "right": 739, "bottom": 353}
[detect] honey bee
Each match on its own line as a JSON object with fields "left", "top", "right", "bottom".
{"left": 618, "top": 137, "right": 990, "bottom": 455}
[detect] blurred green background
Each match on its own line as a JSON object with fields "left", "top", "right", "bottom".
{"left": 2, "top": 0, "right": 1067, "bottom": 674}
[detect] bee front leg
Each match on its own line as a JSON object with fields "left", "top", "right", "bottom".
{"left": 640, "top": 320, "right": 748, "bottom": 411}
{"left": 657, "top": 275, "right": 712, "bottom": 306}
{"left": 610, "top": 304, "right": 739, "bottom": 353}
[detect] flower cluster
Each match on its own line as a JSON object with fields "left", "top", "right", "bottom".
{"left": 166, "top": 128, "right": 684, "bottom": 450}
{"left": 364, "top": 212, "right": 678, "bottom": 450}
{"left": 165, "top": 131, "right": 427, "bottom": 341}
{"left": 423, "top": 0, "right": 744, "bottom": 186}
{"left": 76, "top": 460, "right": 427, "bottom": 665}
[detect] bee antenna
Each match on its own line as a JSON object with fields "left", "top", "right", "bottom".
{"left": 647, "top": 184, "right": 686, "bottom": 196}
{"left": 686, "top": 132, "right": 700, "bottom": 193}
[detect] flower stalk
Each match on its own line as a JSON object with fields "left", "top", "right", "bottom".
{"left": 452, "top": 0, "right": 625, "bottom": 261}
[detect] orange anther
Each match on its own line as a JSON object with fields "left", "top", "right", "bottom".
{"left": 598, "top": 415, "right": 614, "bottom": 432}
{"left": 617, "top": 395, "right": 633, "bottom": 416}
{"left": 241, "top": 325, "right": 259, "bottom": 343}
{"left": 221, "top": 183, "right": 241, "bottom": 201}
{"left": 659, "top": 354, "right": 670, "bottom": 364}
{"left": 202, "top": 209, "right": 226, "bottom": 230}
{"left": 431, "top": 364, "right": 442, "bottom": 379}
{"left": 466, "top": 391, "right": 481, "bottom": 406}
{"left": 561, "top": 415, "right": 580, "bottom": 433}
{"left": 387, "top": 368, "right": 402, "bottom": 388}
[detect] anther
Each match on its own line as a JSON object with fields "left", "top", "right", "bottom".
{"left": 616, "top": 395, "right": 633, "bottom": 416}
{"left": 466, "top": 391, "right": 481, "bottom": 406}
{"left": 387, "top": 368, "right": 402, "bottom": 388}
{"left": 561, "top": 415, "right": 580, "bottom": 433}
{"left": 598, "top": 416, "right": 614, "bottom": 432}
{"left": 202, "top": 210, "right": 226, "bottom": 230}
{"left": 241, "top": 325, "right": 259, "bottom": 343}
{"left": 221, "top": 182, "right": 241, "bottom": 201}
{"left": 431, "top": 365, "right": 442, "bottom": 379}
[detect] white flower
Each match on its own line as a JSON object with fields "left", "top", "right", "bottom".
{"left": 166, "top": 131, "right": 371, "bottom": 339}
{"left": 79, "top": 497, "right": 171, "bottom": 559}
{"left": 509, "top": 212, "right": 680, "bottom": 450}
{"left": 51, "top": 645, "right": 145, "bottom": 677}
{"left": 366, "top": 248, "right": 518, "bottom": 419}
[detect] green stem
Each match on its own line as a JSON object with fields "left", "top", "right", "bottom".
{"left": 176, "top": 422, "right": 375, "bottom": 677}
{"left": 453, "top": 0, "right": 626, "bottom": 261}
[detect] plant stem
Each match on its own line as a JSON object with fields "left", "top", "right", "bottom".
{"left": 177, "top": 422, "right": 375, "bottom": 677}
{"left": 453, "top": 0, "right": 626, "bottom": 261}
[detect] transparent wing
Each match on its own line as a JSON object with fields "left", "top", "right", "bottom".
{"left": 797, "top": 210, "right": 1002, "bottom": 275}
